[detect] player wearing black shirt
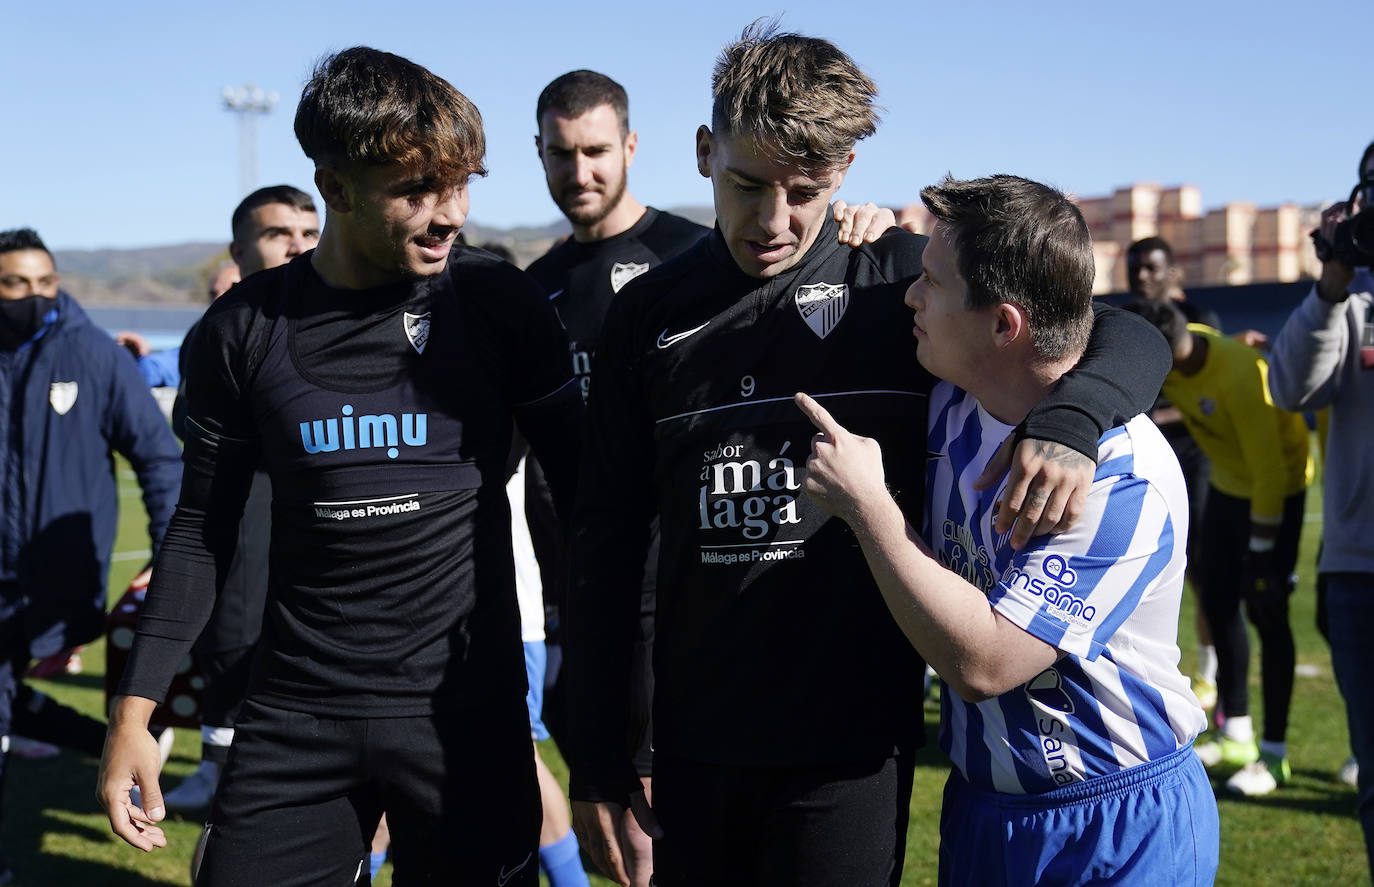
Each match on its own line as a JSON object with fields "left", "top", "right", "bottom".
{"left": 98, "top": 48, "right": 579, "bottom": 887}
{"left": 528, "top": 70, "right": 709, "bottom": 887}
{"left": 529, "top": 71, "right": 899, "bottom": 887}
{"left": 528, "top": 76, "right": 707, "bottom": 746}
{"left": 526, "top": 208, "right": 705, "bottom": 751}
{"left": 565, "top": 26, "right": 1170, "bottom": 887}
{"left": 529, "top": 207, "right": 707, "bottom": 399}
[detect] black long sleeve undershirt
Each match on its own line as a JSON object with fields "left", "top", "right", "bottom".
{"left": 1020, "top": 301, "right": 1172, "bottom": 459}
{"left": 116, "top": 424, "right": 256, "bottom": 703}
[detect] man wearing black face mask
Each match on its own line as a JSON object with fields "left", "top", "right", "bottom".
{"left": 0, "top": 227, "right": 181, "bottom": 882}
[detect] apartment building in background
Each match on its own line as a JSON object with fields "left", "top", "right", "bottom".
{"left": 898, "top": 183, "right": 1327, "bottom": 295}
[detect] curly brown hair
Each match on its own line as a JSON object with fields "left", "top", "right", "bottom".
{"left": 294, "top": 47, "right": 486, "bottom": 184}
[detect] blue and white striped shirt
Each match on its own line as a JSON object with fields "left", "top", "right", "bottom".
{"left": 926, "top": 383, "right": 1206, "bottom": 794}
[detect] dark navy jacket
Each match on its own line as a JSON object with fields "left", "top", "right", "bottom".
{"left": 0, "top": 291, "right": 181, "bottom": 657}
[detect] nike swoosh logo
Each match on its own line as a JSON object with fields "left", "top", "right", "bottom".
{"left": 497, "top": 851, "right": 533, "bottom": 886}
{"left": 657, "top": 322, "right": 710, "bottom": 349}
{"left": 546, "top": 289, "right": 564, "bottom": 300}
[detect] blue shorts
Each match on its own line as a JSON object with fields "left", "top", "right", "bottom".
{"left": 523, "top": 641, "right": 549, "bottom": 742}
{"left": 938, "top": 744, "right": 1218, "bottom": 886}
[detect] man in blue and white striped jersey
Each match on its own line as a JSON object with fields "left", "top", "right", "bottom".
{"left": 797, "top": 174, "right": 1219, "bottom": 886}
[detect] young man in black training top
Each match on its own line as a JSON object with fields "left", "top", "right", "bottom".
{"left": 97, "top": 47, "right": 581, "bottom": 886}
{"left": 526, "top": 67, "right": 901, "bottom": 887}
{"left": 565, "top": 23, "right": 1171, "bottom": 887}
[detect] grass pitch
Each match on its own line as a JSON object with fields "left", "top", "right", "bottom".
{"left": 6, "top": 458, "right": 1366, "bottom": 886}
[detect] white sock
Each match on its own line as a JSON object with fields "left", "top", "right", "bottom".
{"left": 1221, "top": 715, "right": 1254, "bottom": 742}
{"left": 1196, "top": 646, "right": 1218, "bottom": 684}
{"left": 201, "top": 725, "right": 235, "bottom": 749}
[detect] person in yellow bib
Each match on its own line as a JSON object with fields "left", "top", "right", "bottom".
{"left": 1124, "top": 300, "right": 1313, "bottom": 797}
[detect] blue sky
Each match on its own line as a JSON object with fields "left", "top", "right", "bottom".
{"left": 5, "top": 0, "right": 1365, "bottom": 250}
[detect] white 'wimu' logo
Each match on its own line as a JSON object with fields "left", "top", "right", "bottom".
{"left": 656, "top": 322, "right": 710, "bottom": 349}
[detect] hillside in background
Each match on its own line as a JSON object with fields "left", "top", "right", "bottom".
{"left": 53, "top": 242, "right": 228, "bottom": 304}
{"left": 53, "top": 205, "right": 717, "bottom": 305}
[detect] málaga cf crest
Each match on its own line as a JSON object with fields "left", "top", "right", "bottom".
{"left": 610, "top": 262, "right": 650, "bottom": 294}
{"left": 49, "top": 381, "right": 78, "bottom": 415}
{"left": 794, "top": 282, "right": 850, "bottom": 339}
{"left": 404, "top": 312, "right": 431, "bottom": 354}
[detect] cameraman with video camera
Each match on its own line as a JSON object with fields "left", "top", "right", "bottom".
{"left": 1269, "top": 140, "right": 1374, "bottom": 877}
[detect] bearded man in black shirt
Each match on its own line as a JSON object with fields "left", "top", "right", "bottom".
{"left": 98, "top": 47, "right": 581, "bottom": 887}
{"left": 565, "top": 21, "right": 1171, "bottom": 887}
{"left": 525, "top": 69, "right": 707, "bottom": 887}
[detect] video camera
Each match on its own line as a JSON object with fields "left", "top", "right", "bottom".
{"left": 1313, "top": 173, "right": 1374, "bottom": 267}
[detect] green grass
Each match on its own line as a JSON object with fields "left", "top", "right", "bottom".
{"left": 7, "top": 456, "right": 1367, "bottom": 885}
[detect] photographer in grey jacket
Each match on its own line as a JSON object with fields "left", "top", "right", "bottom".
{"left": 1268, "top": 139, "right": 1374, "bottom": 879}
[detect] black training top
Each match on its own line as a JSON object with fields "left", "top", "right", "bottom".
{"left": 118, "top": 247, "right": 581, "bottom": 717}
{"left": 524, "top": 208, "right": 708, "bottom": 623}
{"left": 566, "top": 218, "right": 1172, "bottom": 803}
{"left": 527, "top": 208, "right": 708, "bottom": 399}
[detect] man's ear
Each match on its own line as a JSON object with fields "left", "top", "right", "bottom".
{"left": 228, "top": 240, "right": 243, "bottom": 265}
{"left": 624, "top": 129, "right": 638, "bottom": 169}
{"left": 315, "top": 167, "right": 351, "bottom": 214}
{"left": 534, "top": 134, "right": 543, "bottom": 161}
{"left": 829, "top": 150, "right": 857, "bottom": 193}
{"left": 695, "top": 125, "right": 712, "bottom": 179}
{"left": 993, "top": 302, "right": 1027, "bottom": 349}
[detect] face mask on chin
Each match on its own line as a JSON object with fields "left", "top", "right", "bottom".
{"left": 0, "top": 295, "right": 57, "bottom": 350}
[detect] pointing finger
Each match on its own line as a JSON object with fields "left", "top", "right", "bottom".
{"left": 794, "top": 392, "right": 845, "bottom": 438}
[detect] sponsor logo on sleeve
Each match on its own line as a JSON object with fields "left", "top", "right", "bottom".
{"left": 1000, "top": 554, "right": 1096, "bottom": 627}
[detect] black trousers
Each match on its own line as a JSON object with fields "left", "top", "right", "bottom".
{"left": 1195, "top": 487, "right": 1304, "bottom": 744}
{"left": 196, "top": 695, "right": 540, "bottom": 886}
{"left": 651, "top": 752, "right": 915, "bottom": 887}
